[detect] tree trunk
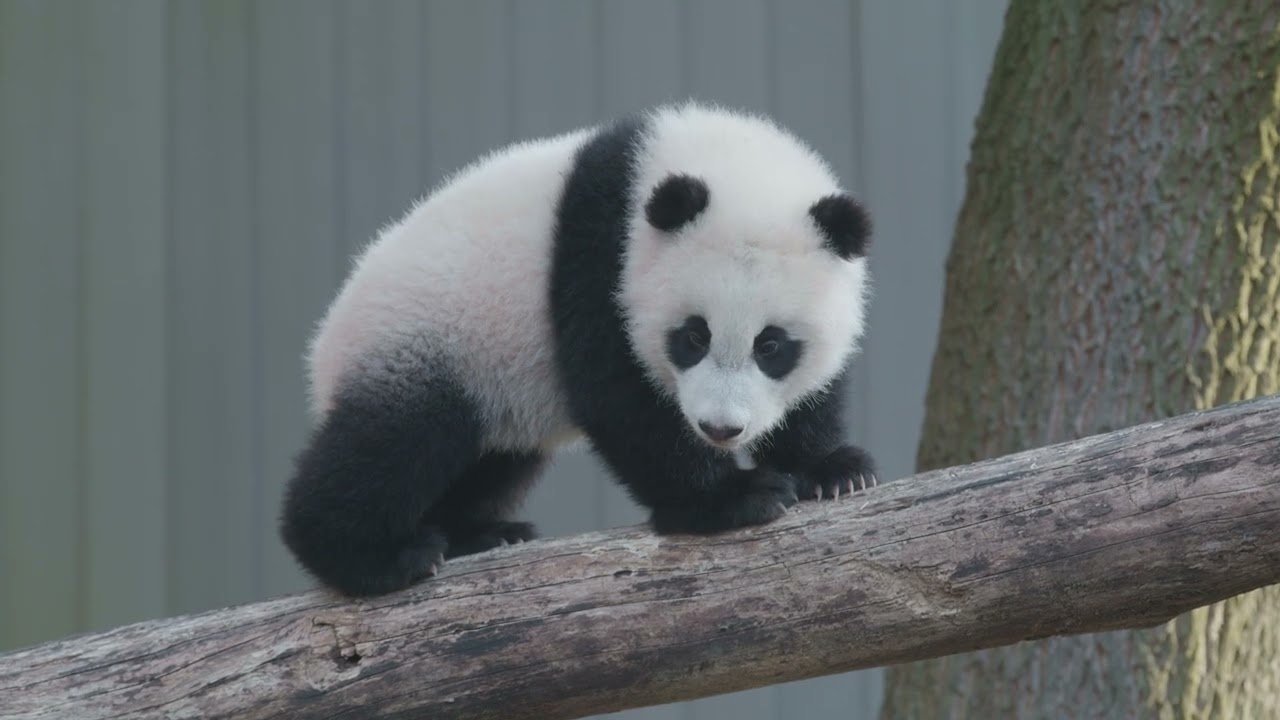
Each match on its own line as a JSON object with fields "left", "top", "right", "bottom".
{"left": 880, "top": 1, "right": 1280, "bottom": 718}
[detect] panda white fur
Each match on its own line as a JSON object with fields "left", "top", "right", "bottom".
{"left": 280, "top": 101, "right": 878, "bottom": 597}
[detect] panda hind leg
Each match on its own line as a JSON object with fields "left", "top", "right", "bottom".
{"left": 429, "top": 449, "right": 546, "bottom": 558}
{"left": 279, "top": 373, "right": 483, "bottom": 597}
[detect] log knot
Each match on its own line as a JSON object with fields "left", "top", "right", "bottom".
{"left": 310, "top": 616, "right": 364, "bottom": 672}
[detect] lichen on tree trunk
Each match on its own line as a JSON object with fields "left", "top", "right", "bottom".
{"left": 879, "top": 1, "right": 1280, "bottom": 718}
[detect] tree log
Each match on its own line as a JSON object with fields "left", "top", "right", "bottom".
{"left": 2, "top": 395, "right": 1278, "bottom": 720}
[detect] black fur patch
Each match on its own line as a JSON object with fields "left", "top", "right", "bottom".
{"left": 278, "top": 362, "right": 545, "bottom": 597}
{"left": 644, "top": 174, "right": 710, "bottom": 232}
{"left": 665, "top": 315, "right": 711, "bottom": 370}
{"left": 754, "top": 366, "right": 880, "bottom": 494}
{"left": 428, "top": 450, "right": 544, "bottom": 558}
{"left": 753, "top": 325, "right": 803, "bottom": 379}
{"left": 809, "top": 193, "right": 871, "bottom": 259}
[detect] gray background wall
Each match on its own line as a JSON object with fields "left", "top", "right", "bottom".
{"left": 0, "top": 1, "right": 1008, "bottom": 717}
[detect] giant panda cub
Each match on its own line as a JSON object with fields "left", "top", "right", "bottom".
{"left": 280, "top": 101, "right": 878, "bottom": 597}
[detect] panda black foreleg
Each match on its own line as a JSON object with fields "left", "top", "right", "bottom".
{"left": 279, "top": 375, "right": 482, "bottom": 597}
{"left": 576, "top": 393, "right": 801, "bottom": 534}
{"left": 754, "top": 373, "right": 879, "bottom": 500}
{"left": 427, "top": 450, "right": 545, "bottom": 558}
{"left": 643, "top": 463, "right": 802, "bottom": 534}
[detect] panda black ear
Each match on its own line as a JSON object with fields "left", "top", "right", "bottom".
{"left": 645, "top": 174, "right": 710, "bottom": 232}
{"left": 809, "top": 194, "right": 871, "bottom": 260}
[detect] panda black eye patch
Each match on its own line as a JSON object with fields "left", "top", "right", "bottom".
{"left": 754, "top": 326, "right": 802, "bottom": 379}
{"left": 666, "top": 315, "right": 711, "bottom": 370}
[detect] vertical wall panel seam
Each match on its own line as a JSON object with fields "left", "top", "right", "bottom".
{"left": 849, "top": 0, "right": 866, "bottom": 195}
{"left": 943, "top": 0, "right": 959, "bottom": 233}
{"left": 247, "top": 2, "right": 266, "bottom": 599}
{"left": 677, "top": 16, "right": 692, "bottom": 717}
{"left": 418, "top": 0, "right": 431, "bottom": 199}
{"left": 764, "top": 0, "right": 781, "bottom": 701}
{"left": 590, "top": 0, "right": 610, "bottom": 527}
{"left": 333, "top": 0, "right": 347, "bottom": 288}
{"left": 591, "top": 1, "right": 604, "bottom": 117}
{"left": 849, "top": 0, "right": 872, "bottom": 447}
{"left": 72, "top": 3, "right": 89, "bottom": 634}
{"left": 766, "top": 8, "right": 781, "bottom": 717}
{"left": 592, "top": 1, "right": 605, "bottom": 119}
{"left": 0, "top": 2, "right": 7, "bottom": 645}
{"left": 679, "top": 0, "right": 692, "bottom": 101}
{"left": 161, "top": 0, "right": 178, "bottom": 616}
{"left": 159, "top": 0, "right": 173, "bottom": 618}
{"left": 764, "top": 0, "right": 778, "bottom": 118}
{"left": 503, "top": 0, "right": 517, "bottom": 140}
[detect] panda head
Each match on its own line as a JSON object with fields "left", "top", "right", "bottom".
{"left": 620, "top": 143, "right": 872, "bottom": 452}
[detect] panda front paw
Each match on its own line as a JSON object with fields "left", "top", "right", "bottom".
{"left": 724, "top": 467, "right": 801, "bottom": 526}
{"left": 444, "top": 520, "right": 537, "bottom": 558}
{"left": 650, "top": 467, "right": 799, "bottom": 534}
{"left": 396, "top": 528, "right": 449, "bottom": 581}
{"left": 794, "top": 444, "right": 879, "bottom": 500}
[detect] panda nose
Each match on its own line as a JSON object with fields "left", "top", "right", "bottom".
{"left": 698, "top": 422, "right": 743, "bottom": 442}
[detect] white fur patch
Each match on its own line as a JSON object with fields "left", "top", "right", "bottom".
{"left": 307, "top": 127, "right": 594, "bottom": 452}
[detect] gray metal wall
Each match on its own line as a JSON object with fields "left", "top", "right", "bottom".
{"left": 0, "top": 1, "right": 1007, "bottom": 717}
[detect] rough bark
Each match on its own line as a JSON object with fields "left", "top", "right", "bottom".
{"left": 881, "top": 0, "right": 1280, "bottom": 718}
{"left": 0, "top": 398, "right": 1278, "bottom": 720}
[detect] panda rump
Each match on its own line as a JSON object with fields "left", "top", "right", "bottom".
{"left": 278, "top": 101, "right": 878, "bottom": 597}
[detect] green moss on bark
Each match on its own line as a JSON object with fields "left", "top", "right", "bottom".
{"left": 881, "top": 1, "right": 1280, "bottom": 718}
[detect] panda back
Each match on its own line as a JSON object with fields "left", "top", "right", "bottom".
{"left": 306, "top": 127, "right": 595, "bottom": 452}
